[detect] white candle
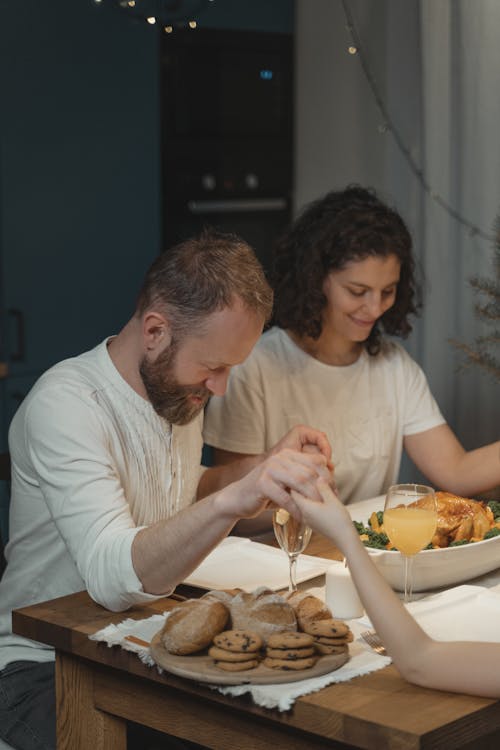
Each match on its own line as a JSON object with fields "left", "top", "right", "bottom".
{"left": 325, "top": 561, "right": 364, "bottom": 620}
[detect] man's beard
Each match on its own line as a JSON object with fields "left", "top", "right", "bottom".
{"left": 139, "top": 345, "right": 211, "bottom": 426}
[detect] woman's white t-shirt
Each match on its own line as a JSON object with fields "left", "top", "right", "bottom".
{"left": 204, "top": 327, "right": 445, "bottom": 504}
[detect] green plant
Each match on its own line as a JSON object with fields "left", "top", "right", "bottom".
{"left": 452, "top": 218, "right": 500, "bottom": 382}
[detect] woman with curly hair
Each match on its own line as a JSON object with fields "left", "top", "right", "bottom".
{"left": 204, "top": 186, "right": 500, "bottom": 509}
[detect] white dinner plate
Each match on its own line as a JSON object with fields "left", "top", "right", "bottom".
{"left": 347, "top": 496, "right": 500, "bottom": 592}
{"left": 183, "top": 536, "right": 331, "bottom": 592}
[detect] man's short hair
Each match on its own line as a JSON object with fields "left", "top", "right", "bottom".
{"left": 136, "top": 229, "right": 273, "bottom": 338}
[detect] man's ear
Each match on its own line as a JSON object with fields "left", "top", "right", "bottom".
{"left": 143, "top": 311, "right": 172, "bottom": 352}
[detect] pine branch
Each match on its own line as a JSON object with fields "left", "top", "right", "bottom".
{"left": 470, "top": 277, "right": 500, "bottom": 297}
{"left": 474, "top": 331, "right": 500, "bottom": 347}
{"left": 474, "top": 302, "right": 500, "bottom": 321}
{"left": 451, "top": 211, "right": 500, "bottom": 383}
{"left": 470, "top": 278, "right": 500, "bottom": 302}
{"left": 451, "top": 340, "right": 500, "bottom": 382}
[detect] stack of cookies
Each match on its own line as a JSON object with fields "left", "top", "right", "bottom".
{"left": 263, "top": 631, "right": 318, "bottom": 671}
{"left": 300, "top": 618, "right": 353, "bottom": 655}
{"left": 286, "top": 591, "right": 354, "bottom": 657}
{"left": 208, "top": 629, "right": 263, "bottom": 672}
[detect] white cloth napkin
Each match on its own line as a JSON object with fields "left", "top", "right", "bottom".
{"left": 182, "top": 536, "right": 331, "bottom": 592}
{"left": 89, "top": 601, "right": 390, "bottom": 712}
{"left": 356, "top": 583, "right": 500, "bottom": 642}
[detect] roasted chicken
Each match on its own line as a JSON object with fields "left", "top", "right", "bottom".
{"left": 412, "top": 491, "right": 494, "bottom": 547}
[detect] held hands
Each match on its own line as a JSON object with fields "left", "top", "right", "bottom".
{"left": 218, "top": 424, "right": 334, "bottom": 522}
{"left": 232, "top": 448, "right": 332, "bottom": 520}
{"left": 270, "top": 424, "right": 333, "bottom": 471}
{"left": 290, "top": 480, "right": 356, "bottom": 548}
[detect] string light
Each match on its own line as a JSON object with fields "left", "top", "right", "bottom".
{"left": 341, "top": 0, "right": 495, "bottom": 242}
{"left": 99, "top": 1, "right": 215, "bottom": 30}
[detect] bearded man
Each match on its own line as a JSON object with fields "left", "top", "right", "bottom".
{"left": 0, "top": 230, "right": 331, "bottom": 750}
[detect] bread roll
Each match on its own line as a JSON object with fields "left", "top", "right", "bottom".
{"left": 286, "top": 591, "right": 332, "bottom": 629}
{"left": 202, "top": 589, "right": 241, "bottom": 607}
{"left": 160, "top": 598, "right": 229, "bottom": 655}
{"left": 228, "top": 586, "right": 297, "bottom": 642}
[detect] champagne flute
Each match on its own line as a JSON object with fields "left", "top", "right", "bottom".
{"left": 273, "top": 507, "right": 312, "bottom": 593}
{"left": 383, "top": 483, "right": 437, "bottom": 603}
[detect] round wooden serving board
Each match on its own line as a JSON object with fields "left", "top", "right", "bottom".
{"left": 150, "top": 631, "right": 350, "bottom": 686}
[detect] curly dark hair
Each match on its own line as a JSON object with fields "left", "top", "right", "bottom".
{"left": 271, "top": 185, "right": 422, "bottom": 355}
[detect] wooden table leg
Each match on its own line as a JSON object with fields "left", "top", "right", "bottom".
{"left": 55, "top": 651, "right": 127, "bottom": 750}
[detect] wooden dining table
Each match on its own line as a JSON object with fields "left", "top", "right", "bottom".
{"left": 11, "top": 532, "right": 500, "bottom": 750}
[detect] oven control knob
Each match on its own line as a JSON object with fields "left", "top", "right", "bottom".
{"left": 245, "top": 173, "right": 259, "bottom": 190}
{"left": 201, "top": 174, "right": 216, "bottom": 191}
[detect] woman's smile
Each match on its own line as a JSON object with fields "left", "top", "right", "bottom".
{"left": 349, "top": 315, "right": 377, "bottom": 328}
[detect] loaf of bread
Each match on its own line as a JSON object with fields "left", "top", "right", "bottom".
{"left": 228, "top": 586, "right": 297, "bottom": 641}
{"left": 286, "top": 591, "right": 332, "bottom": 629}
{"left": 202, "top": 588, "right": 242, "bottom": 607}
{"left": 160, "top": 597, "right": 229, "bottom": 655}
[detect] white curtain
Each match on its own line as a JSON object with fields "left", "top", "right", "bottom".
{"left": 296, "top": 0, "right": 500, "bottom": 476}
{"left": 417, "top": 0, "right": 500, "bottom": 449}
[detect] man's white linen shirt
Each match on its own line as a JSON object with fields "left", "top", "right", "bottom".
{"left": 204, "top": 327, "right": 445, "bottom": 505}
{"left": 0, "top": 338, "right": 203, "bottom": 669}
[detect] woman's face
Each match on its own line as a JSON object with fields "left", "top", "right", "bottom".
{"left": 322, "top": 254, "right": 401, "bottom": 344}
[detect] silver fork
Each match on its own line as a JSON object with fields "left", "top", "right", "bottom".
{"left": 360, "top": 630, "right": 387, "bottom": 656}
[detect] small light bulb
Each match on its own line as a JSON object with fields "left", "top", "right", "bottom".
{"left": 146, "top": 16, "right": 156, "bottom": 25}
{"left": 164, "top": 25, "right": 173, "bottom": 33}
{"left": 188, "top": 20, "right": 197, "bottom": 29}
{"left": 128, "top": 0, "right": 136, "bottom": 6}
{"left": 348, "top": 46, "right": 358, "bottom": 55}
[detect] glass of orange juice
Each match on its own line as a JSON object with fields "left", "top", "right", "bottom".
{"left": 383, "top": 483, "right": 437, "bottom": 602}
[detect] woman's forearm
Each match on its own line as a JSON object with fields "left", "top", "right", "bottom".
{"left": 335, "top": 526, "right": 432, "bottom": 668}
{"left": 335, "top": 526, "right": 500, "bottom": 696}
{"left": 405, "top": 425, "right": 500, "bottom": 496}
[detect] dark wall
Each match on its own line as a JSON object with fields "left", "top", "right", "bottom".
{"left": 0, "top": 0, "right": 163, "bottom": 462}
{"left": 0, "top": 0, "right": 161, "bottom": 367}
{"left": 0, "top": 0, "right": 294, "bottom": 374}
{"left": 195, "top": 0, "right": 294, "bottom": 31}
{"left": 0, "top": 0, "right": 294, "bottom": 434}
